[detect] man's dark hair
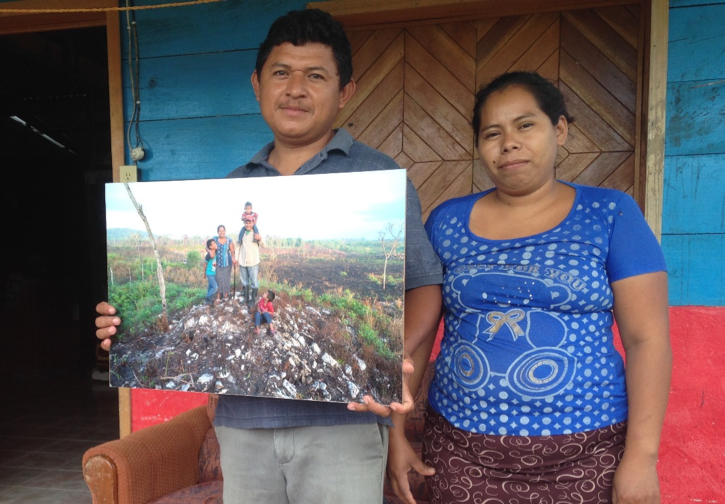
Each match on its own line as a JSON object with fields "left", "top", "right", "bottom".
{"left": 267, "top": 290, "right": 276, "bottom": 302}
{"left": 473, "top": 71, "right": 574, "bottom": 146}
{"left": 255, "top": 9, "right": 353, "bottom": 89}
{"left": 245, "top": 202, "right": 253, "bottom": 207}
{"left": 206, "top": 238, "right": 215, "bottom": 248}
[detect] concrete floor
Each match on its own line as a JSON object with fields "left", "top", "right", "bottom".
{"left": 0, "top": 375, "right": 118, "bottom": 503}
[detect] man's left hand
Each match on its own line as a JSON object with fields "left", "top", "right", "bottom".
{"left": 347, "top": 356, "right": 415, "bottom": 416}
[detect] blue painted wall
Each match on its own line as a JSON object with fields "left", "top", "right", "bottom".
{"left": 663, "top": 1, "right": 725, "bottom": 305}
{"left": 121, "top": 0, "right": 307, "bottom": 180}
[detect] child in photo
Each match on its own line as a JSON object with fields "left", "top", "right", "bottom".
{"left": 238, "top": 201, "right": 260, "bottom": 241}
{"left": 204, "top": 239, "right": 218, "bottom": 305}
{"left": 254, "top": 290, "right": 275, "bottom": 334}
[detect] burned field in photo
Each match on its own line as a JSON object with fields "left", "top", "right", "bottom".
{"left": 108, "top": 247, "right": 404, "bottom": 404}
{"left": 105, "top": 171, "right": 407, "bottom": 404}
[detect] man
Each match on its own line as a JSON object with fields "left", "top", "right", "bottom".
{"left": 236, "top": 216, "right": 263, "bottom": 307}
{"left": 96, "top": 8, "right": 442, "bottom": 504}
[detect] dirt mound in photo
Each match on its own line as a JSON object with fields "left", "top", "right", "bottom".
{"left": 110, "top": 294, "right": 402, "bottom": 405}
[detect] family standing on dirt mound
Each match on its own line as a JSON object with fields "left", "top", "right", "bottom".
{"left": 203, "top": 202, "right": 274, "bottom": 333}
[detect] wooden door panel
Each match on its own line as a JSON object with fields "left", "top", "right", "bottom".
{"left": 402, "top": 124, "right": 442, "bottom": 162}
{"left": 404, "top": 63, "right": 472, "bottom": 155}
{"left": 440, "top": 21, "right": 477, "bottom": 58}
{"left": 351, "top": 28, "right": 401, "bottom": 83}
{"left": 404, "top": 94, "right": 470, "bottom": 161}
{"left": 407, "top": 25, "right": 476, "bottom": 92}
{"left": 508, "top": 18, "right": 559, "bottom": 75}
{"left": 477, "top": 13, "right": 559, "bottom": 86}
{"left": 560, "top": 18, "right": 636, "bottom": 113}
{"left": 337, "top": 30, "right": 403, "bottom": 128}
{"left": 341, "top": 5, "right": 642, "bottom": 214}
{"left": 357, "top": 89, "right": 403, "bottom": 151}
{"left": 562, "top": 10, "right": 638, "bottom": 81}
{"left": 559, "top": 82, "right": 632, "bottom": 152}
{"left": 343, "top": 59, "right": 404, "bottom": 139}
{"left": 560, "top": 51, "right": 635, "bottom": 146}
{"left": 594, "top": 5, "right": 640, "bottom": 49}
{"left": 405, "top": 32, "right": 473, "bottom": 119}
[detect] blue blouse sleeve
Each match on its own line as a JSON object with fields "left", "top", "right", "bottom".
{"left": 606, "top": 192, "right": 667, "bottom": 283}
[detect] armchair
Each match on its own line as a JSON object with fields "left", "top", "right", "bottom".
{"left": 82, "top": 395, "right": 222, "bottom": 504}
{"left": 83, "top": 364, "right": 435, "bottom": 504}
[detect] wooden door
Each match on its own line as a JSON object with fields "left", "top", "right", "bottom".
{"left": 336, "top": 6, "right": 643, "bottom": 219}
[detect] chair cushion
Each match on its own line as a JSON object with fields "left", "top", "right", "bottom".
{"left": 149, "top": 480, "right": 222, "bottom": 504}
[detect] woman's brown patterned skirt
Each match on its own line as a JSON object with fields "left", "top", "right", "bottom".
{"left": 423, "top": 406, "right": 626, "bottom": 504}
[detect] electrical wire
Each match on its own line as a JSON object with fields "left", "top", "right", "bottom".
{"left": 125, "top": 0, "right": 144, "bottom": 162}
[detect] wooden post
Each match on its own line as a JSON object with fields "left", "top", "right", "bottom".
{"left": 644, "top": 0, "right": 668, "bottom": 240}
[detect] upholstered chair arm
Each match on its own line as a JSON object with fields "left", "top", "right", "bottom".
{"left": 82, "top": 405, "right": 210, "bottom": 504}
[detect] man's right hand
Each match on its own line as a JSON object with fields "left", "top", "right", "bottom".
{"left": 95, "top": 302, "right": 121, "bottom": 351}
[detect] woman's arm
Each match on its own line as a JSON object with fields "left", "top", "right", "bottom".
{"left": 387, "top": 330, "right": 439, "bottom": 504}
{"left": 611, "top": 271, "right": 671, "bottom": 504}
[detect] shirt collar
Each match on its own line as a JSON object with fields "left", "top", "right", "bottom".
{"left": 247, "top": 129, "right": 353, "bottom": 175}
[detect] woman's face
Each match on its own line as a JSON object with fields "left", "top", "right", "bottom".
{"left": 476, "top": 85, "right": 568, "bottom": 196}
{"left": 218, "top": 226, "right": 226, "bottom": 238}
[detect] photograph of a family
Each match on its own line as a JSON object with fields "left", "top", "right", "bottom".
{"left": 105, "top": 170, "right": 407, "bottom": 405}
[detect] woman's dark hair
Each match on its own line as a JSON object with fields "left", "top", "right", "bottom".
{"left": 255, "top": 9, "right": 353, "bottom": 89}
{"left": 472, "top": 71, "right": 574, "bottom": 146}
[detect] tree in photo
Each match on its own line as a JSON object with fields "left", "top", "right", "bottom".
{"left": 124, "top": 183, "right": 168, "bottom": 327}
{"left": 379, "top": 222, "right": 403, "bottom": 290}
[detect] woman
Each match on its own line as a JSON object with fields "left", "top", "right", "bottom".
{"left": 388, "top": 72, "right": 671, "bottom": 504}
{"left": 214, "top": 225, "right": 235, "bottom": 301}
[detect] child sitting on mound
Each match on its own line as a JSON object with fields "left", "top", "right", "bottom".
{"left": 254, "top": 290, "right": 275, "bottom": 334}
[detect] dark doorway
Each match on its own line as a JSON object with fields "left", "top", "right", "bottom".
{"left": 0, "top": 26, "right": 112, "bottom": 381}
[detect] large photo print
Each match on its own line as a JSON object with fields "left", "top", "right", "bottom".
{"left": 105, "top": 170, "right": 406, "bottom": 404}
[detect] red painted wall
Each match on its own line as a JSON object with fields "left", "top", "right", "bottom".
{"left": 130, "top": 306, "right": 725, "bottom": 501}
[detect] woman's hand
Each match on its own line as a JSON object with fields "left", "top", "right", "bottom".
{"left": 612, "top": 452, "right": 660, "bottom": 503}
{"left": 95, "top": 302, "right": 121, "bottom": 351}
{"left": 387, "top": 428, "right": 435, "bottom": 504}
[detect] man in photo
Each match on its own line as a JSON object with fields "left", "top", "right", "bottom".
{"left": 237, "top": 215, "right": 263, "bottom": 307}
{"left": 96, "top": 8, "right": 442, "bottom": 504}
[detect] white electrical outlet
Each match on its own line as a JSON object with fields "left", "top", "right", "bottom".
{"left": 120, "top": 165, "right": 138, "bottom": 182}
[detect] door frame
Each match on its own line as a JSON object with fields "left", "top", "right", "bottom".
{"left": 310, "top": 0, "right": 668, "bottom": 238}
{"left": 0, "top": 0, "right": 130, "bottom": 437}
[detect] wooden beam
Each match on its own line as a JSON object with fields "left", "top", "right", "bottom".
{"left": 107, "top": 9, "right": 125, "bottom": 186}
{"left": 644, "top": 0, "right": 667, "bottom": 240}
{"left": 0, "top": 13, "right": 105, "bottom": 33}
{"left": 105, "top": 5, "right": 133, "bottom": 438}
{"left": 310, "top": 0, "right": 635, "bottom": 28}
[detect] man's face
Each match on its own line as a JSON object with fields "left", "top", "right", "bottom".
{"left": 251, "top": 42, "right": 355, "bottom": 149}
{"left": 244, "top": 220, "right": 254, "bottom": 231}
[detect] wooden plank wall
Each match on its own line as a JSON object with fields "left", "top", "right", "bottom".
{"left": 120, "top": 0, "right": 307, "bottom": 181}
{"left": 663, "top": 0, "right": 725, "bottom": 305}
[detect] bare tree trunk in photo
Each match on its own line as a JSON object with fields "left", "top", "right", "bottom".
{"left": 124, "top": 183, "right": 168, "bottom": 327}
{"left": 380, "top": 223, "right": 403, "bottom": 291}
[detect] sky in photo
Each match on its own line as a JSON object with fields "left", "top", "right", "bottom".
{"left": 105, "top": 170, "right": 407, "bottom": 241}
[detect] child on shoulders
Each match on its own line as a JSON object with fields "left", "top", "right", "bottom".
{"left": 238, "top": 201, "right": 260, "bottom": 241}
